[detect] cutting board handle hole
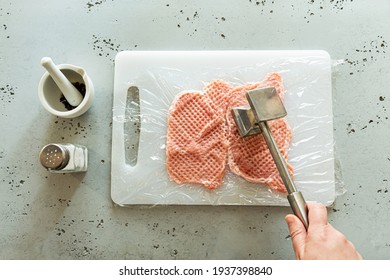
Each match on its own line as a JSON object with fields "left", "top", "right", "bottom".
{"left": 124, "top": 86, "right": 141, "bottom": 166}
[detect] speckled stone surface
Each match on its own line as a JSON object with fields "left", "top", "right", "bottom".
{"left": 0, "top": 0, "right": 389, "bottom": 260}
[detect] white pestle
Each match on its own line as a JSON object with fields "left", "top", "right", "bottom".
{"left": 41, "top": 57, "right": 83, "bottom": 107}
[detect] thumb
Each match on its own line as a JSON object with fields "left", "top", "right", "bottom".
{"left": 285, "top": 214, "right": 307, "bottom": 259}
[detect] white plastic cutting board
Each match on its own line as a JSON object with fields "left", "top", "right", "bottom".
{"left": 111, "top": 50, "right": 335, "bottom": 206}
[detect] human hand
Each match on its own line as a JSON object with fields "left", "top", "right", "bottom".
{"left": 285, "top": 203, "right": 362, "bottom": 260}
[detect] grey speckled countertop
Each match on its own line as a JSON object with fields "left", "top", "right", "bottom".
{"left": 1, "top": 0, "right": 390, "bottom": 260}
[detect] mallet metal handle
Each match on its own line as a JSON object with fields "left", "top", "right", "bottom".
{"left": 258, "top": 121, "right": 309, "bottom": 229}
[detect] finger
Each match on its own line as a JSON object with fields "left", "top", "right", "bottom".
{"left": 285, "top": 214, "right": 307, "bottom": 258}
{"left": 307, "top": 203, "right": 328, "bottom": 227}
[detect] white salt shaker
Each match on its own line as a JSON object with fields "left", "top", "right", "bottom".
{"left": 39, "top": 143, "right": 88, "bottom": 172}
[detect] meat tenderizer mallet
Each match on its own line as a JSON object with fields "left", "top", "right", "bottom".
{"left": 231, "top": 87, "right": 309, "bottom": 229}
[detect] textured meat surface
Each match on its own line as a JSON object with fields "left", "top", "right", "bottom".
{"left": 204, "top": 79, "right": 232, "bottom": 114}
{"left": 226, "top": 73, "right": 293, "bottom": 192}
{"left": 166, "top": 73, "right": 293, "bottom": 192}
{"left": 166, "top": 87, "right": 229, "bottom": 189}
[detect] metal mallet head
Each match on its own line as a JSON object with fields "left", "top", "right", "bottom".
{"left": 231, "top": 87, "right": 287, "bottom": 137}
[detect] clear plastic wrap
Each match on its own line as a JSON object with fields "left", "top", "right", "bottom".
{"left": 111, "top": 51, "right": 336, "bottom": 206}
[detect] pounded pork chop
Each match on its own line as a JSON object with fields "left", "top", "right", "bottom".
{"left": 226, "top": 73, "right": 293, "bottom": 192}
{"left": 166, "top": 86, "right": 230, "bottom": 189}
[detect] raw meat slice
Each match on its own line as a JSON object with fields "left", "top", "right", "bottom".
{"left": 166, "top": 90, "right": 229, "bottom": 189}
{"left": 226, "top": 73, "right": 293, "bottom": 192}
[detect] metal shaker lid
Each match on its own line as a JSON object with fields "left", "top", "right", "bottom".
{"left": 39, "top": 144, "right": 69, "bottom": 170}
